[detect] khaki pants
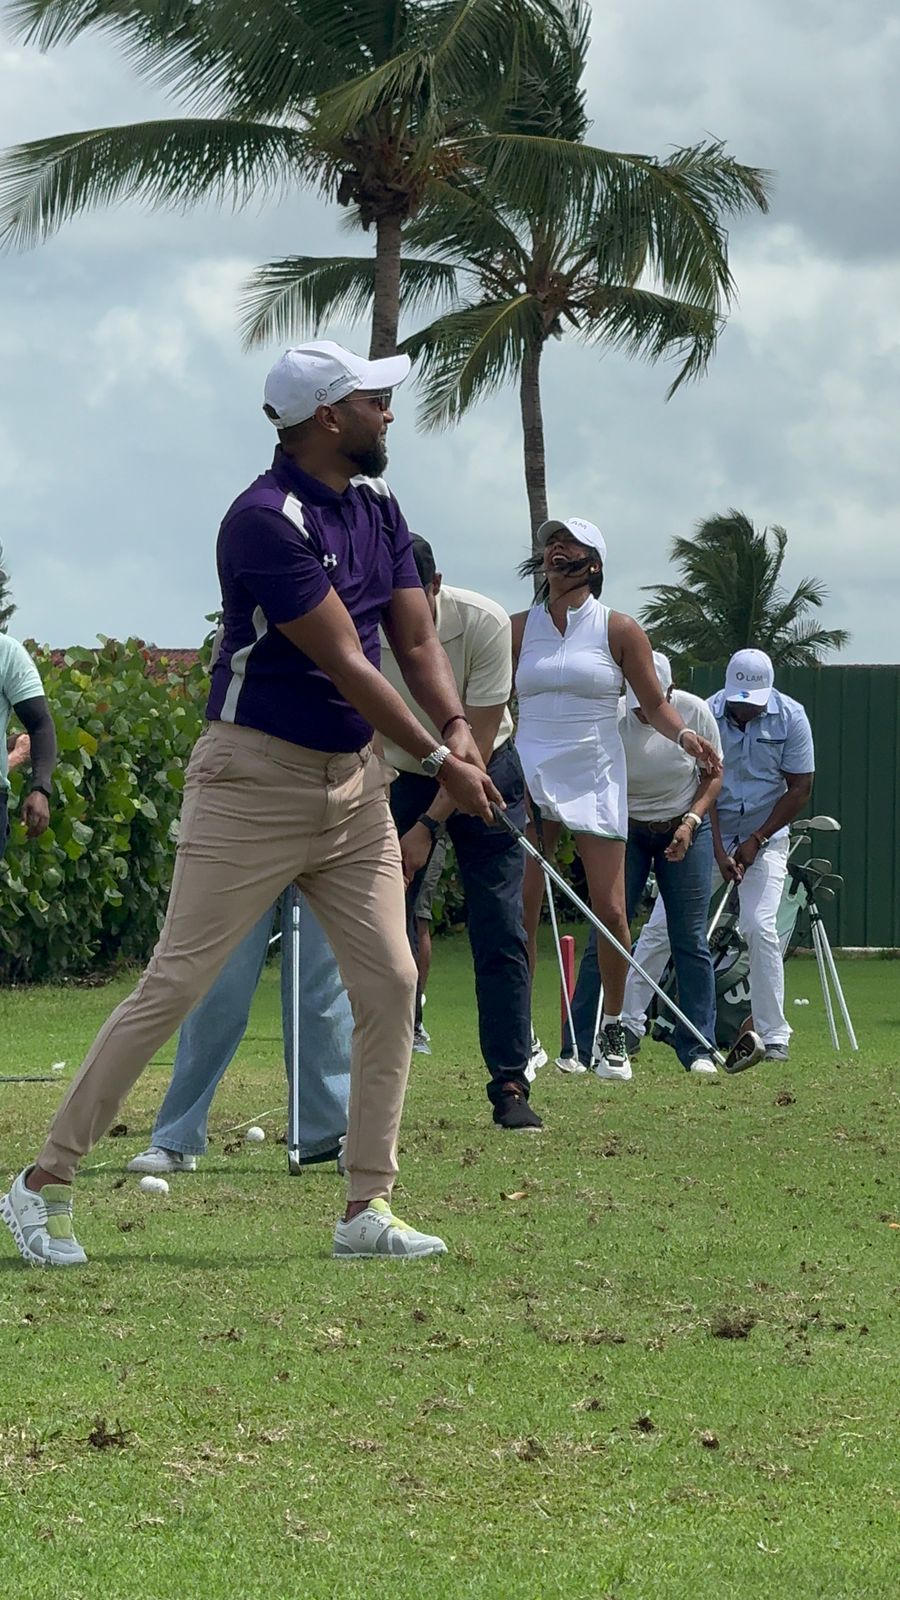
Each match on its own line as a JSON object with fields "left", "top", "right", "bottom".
{"left": 39, "top": 724, "right": 417, "bottom": 1202}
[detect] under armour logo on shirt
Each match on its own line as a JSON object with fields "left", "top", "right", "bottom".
{"left": 322, "top": 554, "right": 338, "bottom": 570}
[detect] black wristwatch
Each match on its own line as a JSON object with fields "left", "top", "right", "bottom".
{"left": 29, "top": 785, "right": 52, "bottom": 800}
{"left": 417, "top": 813, "right": 441, "bottom": 839}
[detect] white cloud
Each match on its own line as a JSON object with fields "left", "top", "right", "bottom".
{"left": 0, "top": 6, "right": 898, "bottom": 663}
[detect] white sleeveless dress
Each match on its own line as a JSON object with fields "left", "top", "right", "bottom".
{"left": 515, "top": 597, "right": 628, "bottom": 838}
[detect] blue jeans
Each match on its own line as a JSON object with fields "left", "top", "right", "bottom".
{"left": 151, "top": 887, "right": 352, "bottom": 1158}
{"left": 565, "top": 819, "right": 716, "bottom": 1069}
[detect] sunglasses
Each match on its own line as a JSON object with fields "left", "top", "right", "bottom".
{"left": 345, "top": 389, "right": 393, "bottom": 412}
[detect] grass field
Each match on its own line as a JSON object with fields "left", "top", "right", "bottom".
{"left": 0, "top": 934, "right": 897, "bottom": 1600}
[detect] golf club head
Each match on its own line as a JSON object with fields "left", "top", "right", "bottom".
{"left": 816, "top": 885, "right": 836, "bottom": 902}
{"left": 806, "top": 815, "right": 840, "bottom": 833}
{"left": 819, "top": 874, "right": 843, "bottom": 892}
{"left": 722, "top": 1029, "right": 765, "bottom": 1074}
{"left": 802, "top": 858, "right": 833, "bottom": 874}
{"left": 789, "top": 833, "right": 811, "bottom": 850}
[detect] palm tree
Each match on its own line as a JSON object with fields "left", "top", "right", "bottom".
{"left": 241, "top": 3, "right": 771, "bottom": 535}
{"left": 0, "top": 544, "right": 16, "bottom": 633}
{"left": 639, "top": 510, "right": 850, "bottom": 670}
{"left": 0, "top": 0, "right": 564, "bottom": 357}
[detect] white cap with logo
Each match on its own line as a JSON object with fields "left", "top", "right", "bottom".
{"left": 724, "top": 648, "right": 775, "bottom": 706}
{"left": 625, "top": 650, "right": 672, "bottom": 713}
{"left": 263, "top": 340, "right": 412, "bottom": 429}
{"left": 536, "top": 517, "right": 607, "bottom": 564}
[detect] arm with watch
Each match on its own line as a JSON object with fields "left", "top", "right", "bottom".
{"left": 10, "top": 695, "right": 57, "bottom": 839}
{"left": 732, "top": 771, "right": 814, "bottom": 873}
{"left": 663, "top": 762, "right": 723, "bottom": 863}
{"left": 399, "top": 703, "right": 507, "bottom": 885}
{"left": 277, "top": 585, "right": 501, "bottom": 821}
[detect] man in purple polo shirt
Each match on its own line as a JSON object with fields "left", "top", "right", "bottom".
{"left": 3, "top": 340, "right": 500, "bottom": 1269}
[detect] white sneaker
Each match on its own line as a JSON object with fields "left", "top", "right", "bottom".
{"left": 689, "top": 1057, "right": 718, "bottom": 1076}
{"left": 593, "top": 1021, "right": 633, "bottom": 1081}
{"left": 126, "top": 1146, "right": 197, "bottom": 1175}
{"left": 555, "top": 1054, "right": 588, "bottom": 1075}
{"left": 1, "top": 1168, "right": 87, "bottom": 1267}
{"left": 525, "top": 1029, "right": 548, "bottom": 1083}
{"left": 333, "top": 1197, "right": 447, "bottom": 1260}
{"left": 592, "top": 1056, "right": 633, "bottom": 1082}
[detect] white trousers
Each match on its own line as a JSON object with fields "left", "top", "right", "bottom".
{"left": 623, "top": 836, "right": 791, "bottom": 1046}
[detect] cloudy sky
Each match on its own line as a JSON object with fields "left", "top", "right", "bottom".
{"left": 1, "top": 0, "right": 897, "bottom": 659}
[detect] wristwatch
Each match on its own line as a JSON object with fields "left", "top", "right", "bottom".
{"left": 417, "top": 813, "right": 442, "bottom": 839}
{"left": 421, "top": 744, "right": 452, "bottom": 779}
{"left": 28, "top": 784, "right": 52, "bottom": 800}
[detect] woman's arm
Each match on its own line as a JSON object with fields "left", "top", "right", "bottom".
{"left": 610, "top": 613, "right": 721, "bottom": 774}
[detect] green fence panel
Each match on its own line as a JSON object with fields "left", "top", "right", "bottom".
{"left": 686, "top": 664, "right": 900, "bottom": 948}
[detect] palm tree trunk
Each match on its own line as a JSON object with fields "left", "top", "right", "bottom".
{"left": 369, "top": 212, "right": 403, "bottom": 357}
{"left": 519, "top": 338, "right": 549, "bottom": 549}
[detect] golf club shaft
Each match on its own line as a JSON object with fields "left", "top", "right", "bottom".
{"left": 289, "top": 888, "right": 302, "bottom": 1161}
{"left": 495, "top": 808, "right": 724, "bottom": 1065}
{"left": 815, "top": 915, "right": 859, "bottom": 1050}
{"left": 811, "top": 919, "right": 840, "bottom": 1049}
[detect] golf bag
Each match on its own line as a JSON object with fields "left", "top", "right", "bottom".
{"left": 649, "top": 863, "right": 815, "bottom": 1051}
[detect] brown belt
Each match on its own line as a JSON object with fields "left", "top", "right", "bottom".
{"left": 630, "top": 815, "right": 683, "bottom": 834}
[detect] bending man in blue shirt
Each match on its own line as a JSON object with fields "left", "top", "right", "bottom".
{"left": 622, "top": 649, "right": 814, "bottom": 1061}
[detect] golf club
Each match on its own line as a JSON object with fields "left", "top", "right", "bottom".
{"left": 493, "top": 807, "right": 763, "bottom": 1074}
{"left": 287, "top": 886, "right": 302, "bottom": 1175}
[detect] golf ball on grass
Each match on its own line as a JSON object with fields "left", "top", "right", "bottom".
{"left": 138, "top": 1175, "right": 169, "bottom": 1196}
{"left": 245, "top": 1126, "right": 266, "bottom": 1143}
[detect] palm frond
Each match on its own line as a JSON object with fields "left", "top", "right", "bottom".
{"left": 765, "top": 623, "right": 850, "bottom": 666}
{"left": 0, "top": 119, "right": 314, "bottom": 249}
{"left": 578, "top": 285, "right": 720, "bottom": 395}
{"left": 312, "top": 0, "right": 555, "bottom": 145}
{"left": 400, "top": 293, "right": 545, "bottom": 428}
{"left": 640, "top": 510, "right": 847, "bottom": 666}
{"left": 239, "top": 254, "right": 459, "bottom": 349}
{"left": 6, "top": 1, "right": 393, "bottom": 118}
{"left": 403, "top": 179, "right": 528, "bottom": 274}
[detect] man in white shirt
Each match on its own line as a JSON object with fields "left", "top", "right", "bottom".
{"left": 380, "top": 537, "right": 541, "bottom": 1131}
{"left": 561, "top": 653, "right": 723, "bottom": 1074}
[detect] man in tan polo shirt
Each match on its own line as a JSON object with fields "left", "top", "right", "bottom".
{"left": 381, "top": 536, "right": 541, "bottom": 1131}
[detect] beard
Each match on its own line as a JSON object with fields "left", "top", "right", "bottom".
{"left": 347, "top": 437, "right": 389, "bottom": 478}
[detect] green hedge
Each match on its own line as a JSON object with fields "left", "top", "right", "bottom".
{"left": 1, "top": 638, "right": 208, "bottom": 983}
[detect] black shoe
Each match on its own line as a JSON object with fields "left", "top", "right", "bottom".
{"left": 492, "top": 1085, "right": 544, "bottom": 1131}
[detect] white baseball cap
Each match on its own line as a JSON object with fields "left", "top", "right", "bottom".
{"left": 263, "top": 340, "right": 411, "bottom": 429}
{"left": 626, "top": 650, "right": 672, "bottom": 712}
{"left": 536, "top": 517, "right": 607, "bottom": 564}
{"left": 724, "top": 647, "right": 775, "bottom": 706}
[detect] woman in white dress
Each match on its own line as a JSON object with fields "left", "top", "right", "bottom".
{"left": 512, "top": 517, "right": 721, "bottom": 1076}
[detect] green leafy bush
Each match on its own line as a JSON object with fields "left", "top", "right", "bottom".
{"left": 1, "top": 638, "right": 208, "bottom": 983}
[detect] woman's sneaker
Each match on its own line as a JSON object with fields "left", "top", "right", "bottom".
{"left": 126, "top": 1146, "right": 197, "bottom": 1174}
{"left": 1, "top": 1168, "right": 87, "bottom": 1267}
{"left": 526, "top": 1028, "right": 548, "bottom": 1083}
{"left": 555, "top": 1053, "right": 588, "bottom": 1075}
{"left": 592, "top": 1022, "right": 633, "bottom": 1081}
